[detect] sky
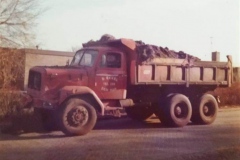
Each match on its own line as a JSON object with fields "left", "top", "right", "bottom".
{"left": 36, "top": 0, "right": 239, "bottom": 66}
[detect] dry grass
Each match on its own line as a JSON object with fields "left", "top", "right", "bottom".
{"left": 214, "top": 82, "right": 240, "bottom": 107}
{"left": 0, "top": 90, "right": 23, "bottom": 120}
{"left": 0, "top": 47, "right": 25, "bottom": 90}
{"left": 0, "top": 90, "right": 45, "bottom": 134}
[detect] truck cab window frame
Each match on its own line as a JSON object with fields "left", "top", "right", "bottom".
{"left": 100, "top": 52, "right": 121, "bottom": 68}
{"left": 71, "top": 50, "right": 98, "bottom": 67}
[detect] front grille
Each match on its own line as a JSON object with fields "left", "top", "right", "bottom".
{"left": 28, "top": 70, "right": 42, "bottom": 90}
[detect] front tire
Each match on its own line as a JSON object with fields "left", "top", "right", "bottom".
{"left": 58, "top": 98, "right": 97, "bottom": 136}
{"left": 191, "top": 94, "right": 218, "bottom": 125}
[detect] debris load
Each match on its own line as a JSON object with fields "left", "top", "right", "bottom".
{"left": 135, "top": 41, "right": 200, "bottom": 62}
{"left": 84, "top": 34, "right": 201, "bottom": 62}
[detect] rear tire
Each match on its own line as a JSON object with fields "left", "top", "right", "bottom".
{"left": 161, "top": 94, "right": 192, "bottom": 127}
{"left": 125, "top": 107, "right": 153, "bottom": 121}
{"left": 57, "top": 98, "right": 97, "bottom": 136}
{"left": 191, "top": 94, "right": 218, "bottom": 125}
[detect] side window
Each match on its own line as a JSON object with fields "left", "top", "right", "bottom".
{"left": 101, "top": 52, "right": 121, "bottom": 68}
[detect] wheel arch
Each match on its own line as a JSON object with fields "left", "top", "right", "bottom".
{"left": 59, "top": 86, "right": 104, "bottom": 115}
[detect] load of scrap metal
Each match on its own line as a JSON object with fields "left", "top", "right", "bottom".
{"left": 84, "top": 34, "right": 201, "bottom": 62}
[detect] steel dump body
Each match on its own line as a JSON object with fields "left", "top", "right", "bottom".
{"left": 136, "top": 58, "right": 231, "bottom": 87}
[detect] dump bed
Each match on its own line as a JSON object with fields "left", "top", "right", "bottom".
{"left": 137, "top": 57, "right": 233, "bottom": 87}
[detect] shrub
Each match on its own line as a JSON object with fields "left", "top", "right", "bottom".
{"left": 0, "top": 48, "right": 25, "bottom": 90}
{"left": 0, "top": 90, "right": 23, "bottom": 121}
{"left": 214, "top": 82, "right": 240, "bottom": 107}
{"left": 0, "top": 90, "right": 45, "bottom": 134}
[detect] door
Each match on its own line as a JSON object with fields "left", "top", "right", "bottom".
{"left": 94, "top": 52, "right": 127, "bottom": 99}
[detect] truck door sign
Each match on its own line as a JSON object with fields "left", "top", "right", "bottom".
{"left": 94, "top": 52, "right": 127, "bottom": 99}
{"left": 96, "top": 74, "right": 118, "bottom": 91}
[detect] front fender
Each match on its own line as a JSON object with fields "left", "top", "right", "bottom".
{"left": 59, "top": 86, "right": 104, "bottom": 115}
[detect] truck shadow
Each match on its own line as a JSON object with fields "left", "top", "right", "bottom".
{"left": 0, "top": 116, "right": 163, "bottom": 141}
{"left": 0, "top": 131, "right": 66, "bottom": 141}
{"left": 1, "top": 111, "right": 203, "bottom": 141}
{"left": 0, "top": 115, "right": 65, "bottom": 141}
{"left": 0, "top": 122, "right": 66, "bottom": 141}
{"left": 94, "top": 116, "right": 163, "bottom": 130}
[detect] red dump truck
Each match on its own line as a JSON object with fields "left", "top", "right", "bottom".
{"left": 26, "top": 37, "right": 233, "bottom": 136}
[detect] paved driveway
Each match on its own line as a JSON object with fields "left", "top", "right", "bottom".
{"left": 0, "top": 108, "right": 240, "bottom": 160}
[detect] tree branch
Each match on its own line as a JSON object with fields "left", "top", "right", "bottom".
{"left": 0, "top": 0, "right": 42, "bottom": 47}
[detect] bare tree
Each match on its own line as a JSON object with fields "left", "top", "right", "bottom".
{"left": 0, "top": 0, "right": 41, "bottom": 48}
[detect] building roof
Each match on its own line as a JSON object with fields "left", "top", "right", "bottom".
{"left": 20, "top": 48, "right": 74, "bottom": 57}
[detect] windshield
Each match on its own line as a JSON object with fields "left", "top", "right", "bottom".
{"left": 71, "top": 50, "right": 98, "bottom": 67}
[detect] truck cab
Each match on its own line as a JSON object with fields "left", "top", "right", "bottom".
{"left": 72, "top": 47, "right": 128, "bottom": 100}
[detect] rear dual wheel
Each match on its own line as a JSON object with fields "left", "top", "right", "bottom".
{"left": 155, "top": 94, "right": 192, "bottom": 127}
{"left": 191, "top": 94, "right": 218, "bottom": 125}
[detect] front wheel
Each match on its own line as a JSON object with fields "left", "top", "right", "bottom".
{"left": 125, "top": 107, "right": 153, "bottom": 121}
{"left": 191, "top": 94, "right": 218, "bottom": 125}
{"left": 58, "top": 98, "right": 97, "bottom": 136}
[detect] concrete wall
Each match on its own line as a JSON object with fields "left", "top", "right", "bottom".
{"left": 23, "top": 49, "right": 74, "bottom": 89}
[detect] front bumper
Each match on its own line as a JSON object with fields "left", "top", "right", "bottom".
{"left": 21, "top": 91, "right": 33, "bottom": 108}
{"left": 22, "top": 92, "right": 59, "bottom": 110}
{"left": 31, "top": 98, "right": 58, "bottom": 110}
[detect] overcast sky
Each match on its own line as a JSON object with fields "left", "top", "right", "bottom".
{"left": 36, "top": 0, "right": 239, "bottom": 66}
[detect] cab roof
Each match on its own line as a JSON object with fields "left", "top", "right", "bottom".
{"left": 82, "top": 38, "right": 136, "bottom": 51}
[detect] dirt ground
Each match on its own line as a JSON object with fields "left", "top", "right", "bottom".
{"left": 0, "top": 108, "right": 240, "bottom": 160}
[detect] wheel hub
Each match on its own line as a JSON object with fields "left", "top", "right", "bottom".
{"left": 203, "top": 105, "right": 209, "bottom": 114}
{"left": 175, "top": 106, "right": 182, "bottom": 116}
{"left": 69, "top": 106, "right": 88, "bottom": 126}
